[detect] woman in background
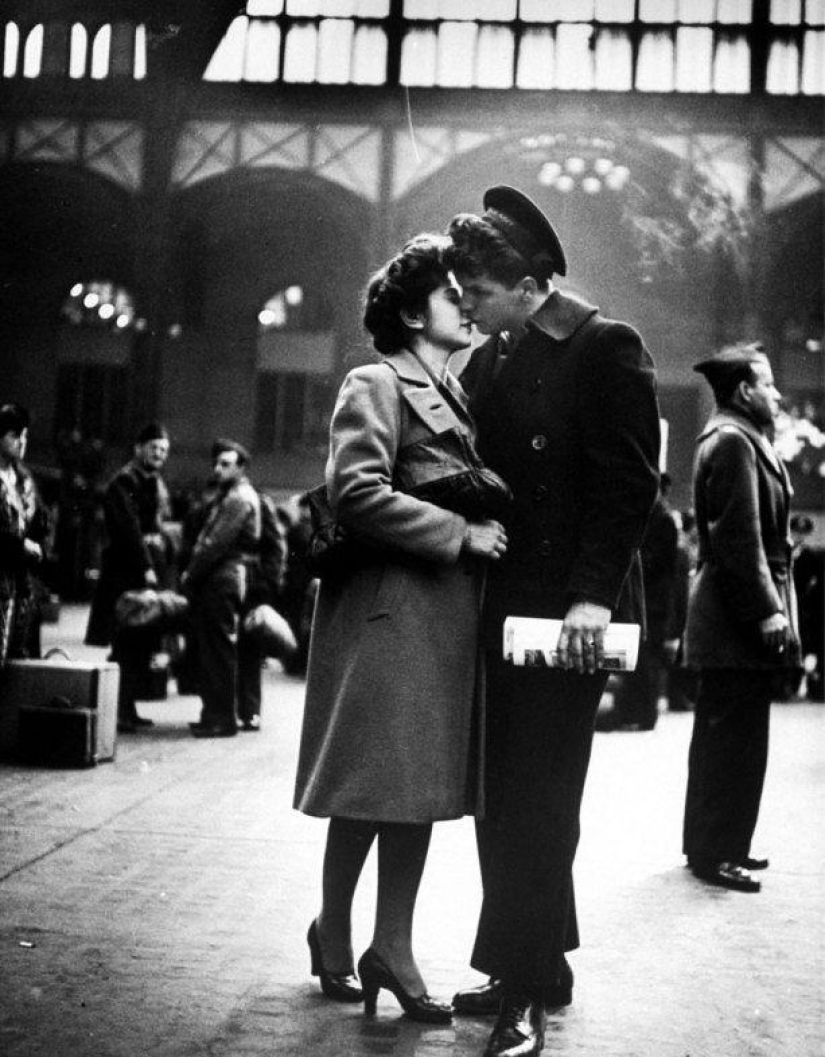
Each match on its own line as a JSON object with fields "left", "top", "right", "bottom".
{"left": 0, "top": 404, "right": 44, "bottom": 664}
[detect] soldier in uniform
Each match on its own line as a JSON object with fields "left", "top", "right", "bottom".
{"left": 445, "top": 187, "right": 660, "bottom": 1057}
{"left": 181, "top": 439, "right": 260, "bottom": 738}
{"left": 682, "top": 344, "right": 800, "bottom": 893}
{"left": 86, "top": 423, "right": 172, "bottom": 732}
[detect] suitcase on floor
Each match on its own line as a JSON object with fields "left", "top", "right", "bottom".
{"left": 0, "top": 649, "right": 118, "bottom": 763}
{"left": 16, "top": 697, "right": 97, "bottom": 768}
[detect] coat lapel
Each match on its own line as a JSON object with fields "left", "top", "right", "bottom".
{"left": 384, "top": 349, "right": 474, "bottom": 431}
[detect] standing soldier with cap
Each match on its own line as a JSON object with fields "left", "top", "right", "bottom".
{"left": 682, "top": 342, "right": 799, "bottom": 893}
{"left": 445, "top": 188, "right": 660, "bottom": 1057}
{"left": 86, "top": 422, "right": 172, "bottom": 732}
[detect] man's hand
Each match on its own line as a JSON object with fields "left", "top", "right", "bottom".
{"left": 758, "top": 611, "right": 789, "bottom": 654}
{"left": 23, "top": 539, "right": 42, "bottom": 563}
{"left": 663, "top": 638, "right": 681, "bottom": 665}
{"left": 556, "top": 601, "right": 612, "bottom": 674}
{"left": 144, "top": 568, "right": 158, "bottom": 588}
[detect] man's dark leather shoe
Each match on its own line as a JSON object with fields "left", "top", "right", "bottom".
{"left": 454, "top": 960, "right": 572, "bottom": 1016}
{"left": 453, "top": 978, "right": 504, "bottom": 1015}
{"left": 484, "top": 994, "right": 546, "bottom": 1057}
{"left": 691, "top": 859, "right": 761, "bottom": 892}
{"left": 189, "top": 722, "right": 237, "bottom": 738}
{"left": 739, "top": 856, "right": 769, "bottom": 871}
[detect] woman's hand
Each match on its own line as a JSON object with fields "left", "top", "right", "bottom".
{"left": 462, "top": 520, "right": 508, "bottom": 560}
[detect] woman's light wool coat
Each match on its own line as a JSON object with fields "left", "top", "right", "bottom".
{"left": 293, "top": 349, "right": 485, "bottom": 823}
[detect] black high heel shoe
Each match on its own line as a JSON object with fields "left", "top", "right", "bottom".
{"left": 307, "top": 921, "right": 363, "bottom": 1002}
{"left": 357, "top": 947, "right": 451, "bottom": 1024}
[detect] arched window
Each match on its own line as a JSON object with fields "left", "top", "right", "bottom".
{"left": 23, "top": 24, "right": 43, "bottom": 78}
{"left": 134, "top": 24, "right": 147, "bottom": 78}
{"left": 69, "top": 24, "right": 88, "bottom": 78}
{"left": 91, "top": 24, "right": 111, "bottom": 79}
{"left": 204, "top": 16, "right": 248, "bottom": 80}
{"left": 3, "top": 22, "right": 20, "bottom": 77}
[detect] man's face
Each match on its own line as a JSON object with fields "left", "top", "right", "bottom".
{"left": 213, "top": 449, "right": 242, "bottom": 486}
{"left": 137, "top": 438, "right": 170, "bottom": 472}
{"left": 743, "top": 359, "right": 782, "bottom": 428}
{"left": 454, "top": 273, "right": 530, "bottom": 336}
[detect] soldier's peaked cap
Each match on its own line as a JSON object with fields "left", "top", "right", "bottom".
{"left": 693, "top": 342, "right": 768, "bottom": 381}
{"left": 482, "top": 185, "right": 567, "bottom": 278}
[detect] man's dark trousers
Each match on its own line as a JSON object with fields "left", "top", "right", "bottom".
{"left": 472, "top": 654, "right": 606, "bottom": 996}
{"left": 683, "top": 668, "right": 771, "bottom": 864}
{"left": 194, "top": 564, "right": 244, "bottom": 728}
{"left": 237, "top": 627, "right": 262, "bottom": 724}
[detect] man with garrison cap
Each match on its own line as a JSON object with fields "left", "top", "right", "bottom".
{"left": 86, "top": 422, "right": 172, "bottom": 732}
{"left": 681, "top": 343, "right": 799, "bottom": 894}
{"left": 445, "top": 188, "right": 660, "bottom": 1057}
{"left": 181, "top": 439, "right": 260, "bottom": 738}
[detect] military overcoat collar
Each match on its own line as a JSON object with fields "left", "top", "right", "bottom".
{"left": 527, "top": 289, "right": 599, "bottom": 342}
{"left": 701, "top": 409, "right": 791, "bottom": 492}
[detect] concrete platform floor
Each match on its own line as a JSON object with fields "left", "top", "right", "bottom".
{"left": 0, "top": 605, "right": 823, "bottom": 1057}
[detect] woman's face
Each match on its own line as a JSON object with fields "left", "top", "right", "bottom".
{"left": 0, "top": 429, "right": 25, "bottom": 464}
{"left": 420, "top": 276, "right": 472, "bottom": 352}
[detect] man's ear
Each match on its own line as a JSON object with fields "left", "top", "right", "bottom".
{"left": 735, "top": 379, "right": 753, "bottom": 407}
{"left": 517, "top": 276, "right": 540, "bottom": 300}
{"left": 400, "top": 307, "right": 425, "bottom": 330}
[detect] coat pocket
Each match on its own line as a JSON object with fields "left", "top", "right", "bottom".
{"left": 366, "top": 565, "right": 405, "bottom": 621}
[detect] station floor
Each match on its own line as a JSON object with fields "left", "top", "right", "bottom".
{"left": 0, "top": 605, "right": 823, "bottom": 1057}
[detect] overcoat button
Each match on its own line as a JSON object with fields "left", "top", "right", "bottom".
{"left": 539, "top": 540, "right": 553, "bottom": 556}
{"left": 534, "top": 485, "right": 548, "bottom": 501}
{"left": 531, "top": 434, "right": 548, "bottom": 451}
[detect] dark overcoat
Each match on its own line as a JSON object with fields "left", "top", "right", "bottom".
{"left": 86, "top": 461, "right": 170, "bottom": 647}
{"left": 684, "top": 410, "right": 799, "bottom": 669}
{"left": 460, "top": 290, "right": 660, "bottom": 990}
{"left": 463, "top": 290, "right": 661, "bottom": 639}
{"left": 293, "top": 350, "right": 486, "bottom": 824}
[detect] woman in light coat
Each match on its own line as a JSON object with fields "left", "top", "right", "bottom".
{"left": 294, "top": 236, "right": 508, "bottom": 1022}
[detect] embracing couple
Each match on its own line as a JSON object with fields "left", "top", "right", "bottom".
{"left": 293, "top": 186, "right": 660, "bottom": 1057}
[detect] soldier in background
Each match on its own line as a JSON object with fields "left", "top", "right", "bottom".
{"left": 86, "top": 423, "right": 172, "bottom": 732}
{"left": 181, "top": 439, "right": 260, "bottom": 738}
{"left": 682, "top": 343, "right": 800, "bottom": 894}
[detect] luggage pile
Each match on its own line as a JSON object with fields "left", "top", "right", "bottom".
{"left": 0, "top": 648, "right": 118, "bottom": 768}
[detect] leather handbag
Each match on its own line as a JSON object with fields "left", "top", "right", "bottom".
{"left": 305, "top": 429, "right": 512, "bottom": 579}
{"left": 394, "top": 428, "right": 512, "bottom": 521}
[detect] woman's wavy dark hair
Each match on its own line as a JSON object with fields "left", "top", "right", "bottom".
{"left": 363, "top": 234, "right": 452, "bottom": 354}
{"left": 444, "top": 214, "right": 538, "bottom": 286}
{"left": 0, "top": 403, "right": 30, "bottom": 436}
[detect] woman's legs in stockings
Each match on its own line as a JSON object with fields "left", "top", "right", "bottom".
{"left": 371, "top": 821, "right": 433, "bottom": 996}
{"left": 316, "top": 818, "right": 377, "bottom": 972}
{"left": 315, "top": 818, "right": 433, "bottom": 995}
